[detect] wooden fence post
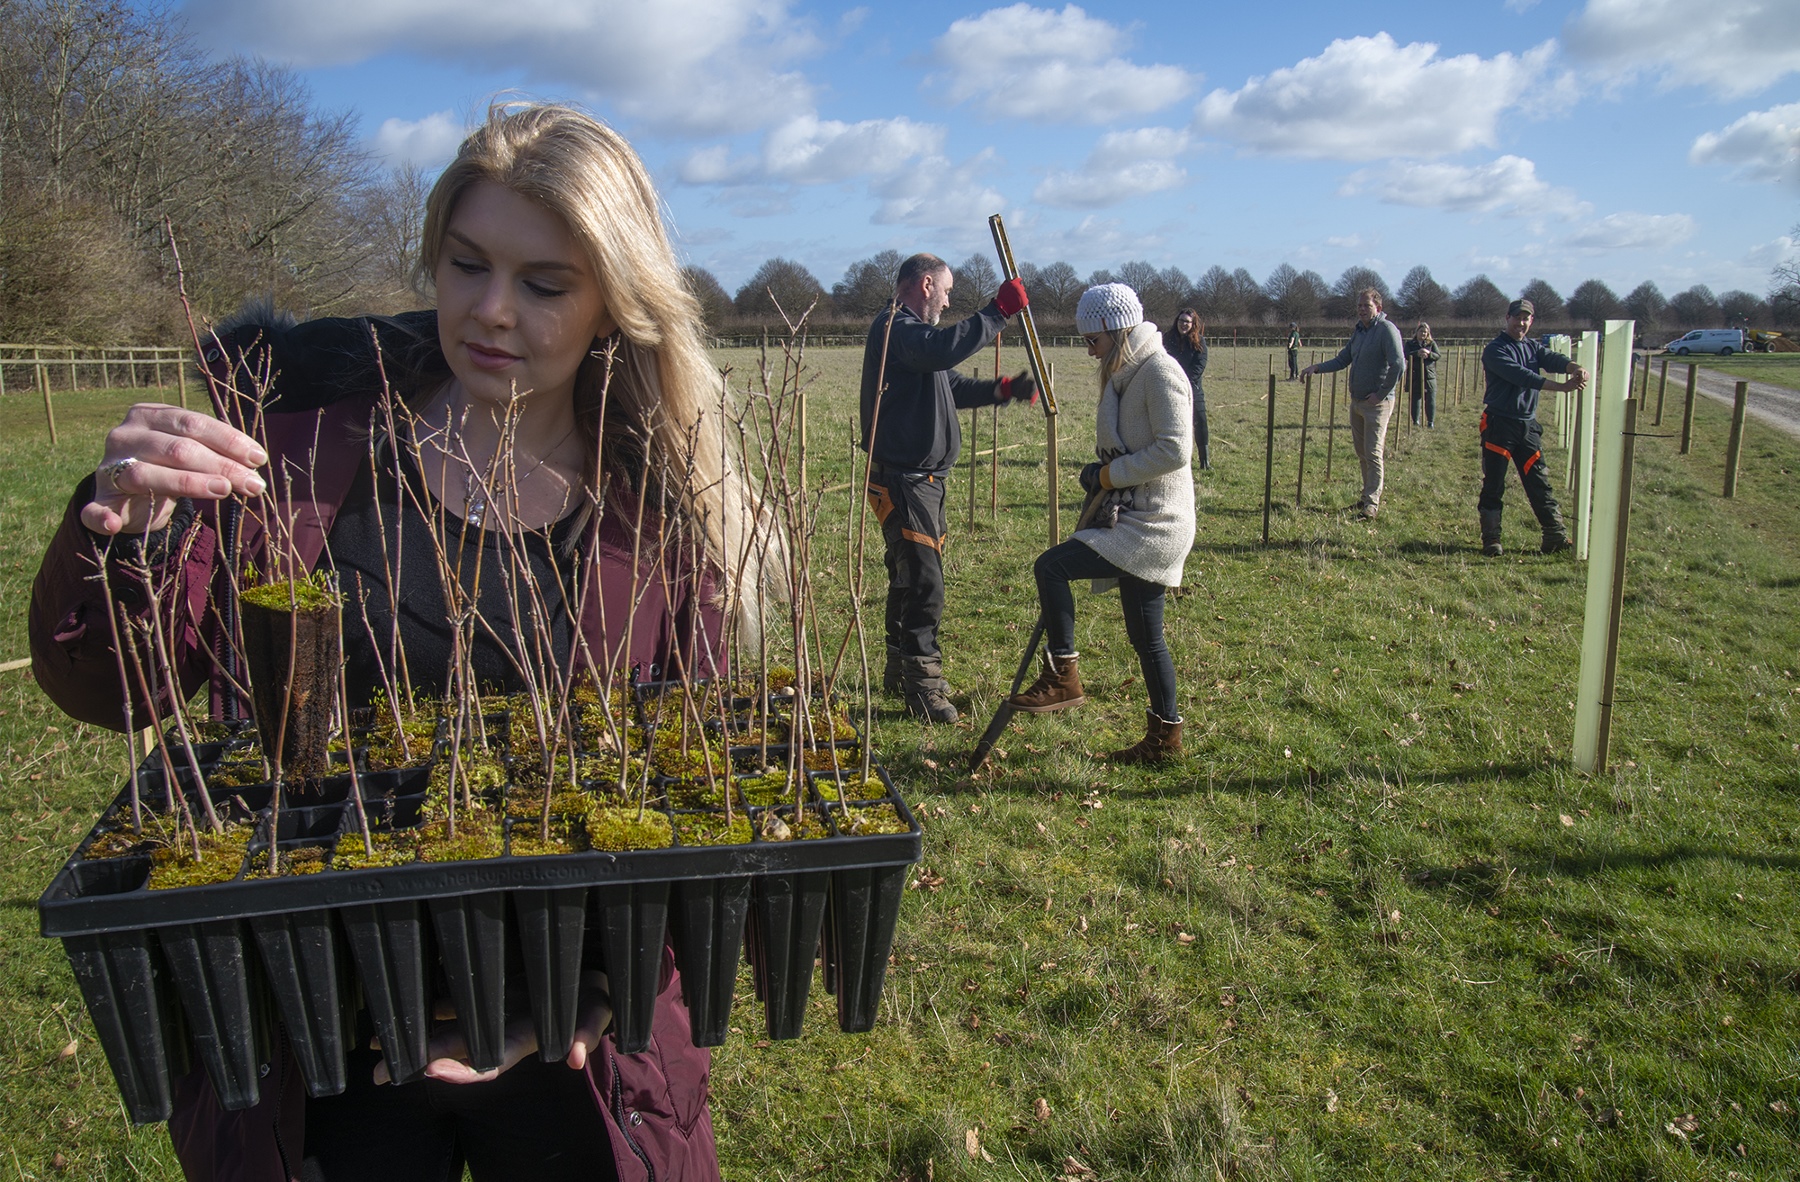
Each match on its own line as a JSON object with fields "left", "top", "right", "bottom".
{"left": 1679, "top": 364, "right": 1697, "bottom": 455}
{"left": 967, "top": 405, "right": 978, "bottom": 530}
{"left": 39, "top": 355, "right": 58, "bottom": 444}
{"left": 1723, "top": 380, "right": 1749, "bottom": 498}
{"left": 1654, "top": 358, "right": 1668, "bottom": 426}
{"left": 176, "top": 352, "right": 189, "bottom": 409}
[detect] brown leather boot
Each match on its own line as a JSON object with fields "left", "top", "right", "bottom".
{"left": 1106, "top": 711, "right": 1183, "bottom": 764}
{"left": 1010, "top": 652, "right": 1085, "bottom": 713}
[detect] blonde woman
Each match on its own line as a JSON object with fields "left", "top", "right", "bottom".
{"left": 32, "top": 103, "right": 733, "bottom": 1182}
{"left": 1407, "top": 321, "right": 1440, "bottom": 428}
{"left": 1008, "top": 284, "right": 1195, "bottom": 763}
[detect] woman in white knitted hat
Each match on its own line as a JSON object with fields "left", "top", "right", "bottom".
{"left": 1007, "top": 283, "right": 1195, "bottom": 762}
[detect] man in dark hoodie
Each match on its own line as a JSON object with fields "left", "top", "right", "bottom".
{"left": 1477, "top": 298, "right": 1588, "bottom": 556}
{"left": 860, "top": 253, "right": 1033, "bottom": 722}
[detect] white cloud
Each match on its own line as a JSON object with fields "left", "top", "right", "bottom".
{"left": 1690, "top": 103, "right": 1800, "bottom": 189}
{"left": 184, "top": 0, "right": 816, "bottom": 135}
{"left": 1325, "top": 234, "right": 1367, "bottom": 251}
{"left": 761, "top": 115, "right": 944, "bottom": 184}
{"left": 1563, "top": 0, "right": 1800, "bottom": 98}
{"left": 1192, "top": 34, "right": 1552, "bottom": 161}
{"left": 872, "top": 151, "right": 1007, "bottom": 228}
{"left": 1034, "top": 128, "right": 1191, "bottom": 208}
{"left": 1339, "top": 155, "right": 1587, "bottom": 217}
{"left": 930, "top": 4, "right": 1196, "bottom": 124}
{"left": 1563, "top": 212, "right": 1697, "bottom": 253}
{"left": 1744, "top": 234, "right": 1797, "bottom": 268}
{"left": 370, "top": 111, "right": 466, "bottom": 168}
{"left": 679, "top": 114, "right": 945, "bottom": 190}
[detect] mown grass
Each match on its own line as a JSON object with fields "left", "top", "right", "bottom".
{"left": 1680, "top": 353, "right": 1800, "bottom": 391}
{"left": 2, "top": 341, "right": 1797, "bottom": 1180}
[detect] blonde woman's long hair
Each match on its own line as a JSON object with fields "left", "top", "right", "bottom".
{"left": 1095, "top": 328, "right": 1133, "bottom": 393}
{"left": 416, "top": 102, "right": 759, "bottom": 604}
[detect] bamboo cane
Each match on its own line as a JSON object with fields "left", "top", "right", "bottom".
{"left": 987, "top": 215, "right": 1059, "bottom": 544}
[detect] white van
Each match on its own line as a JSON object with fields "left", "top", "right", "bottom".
{"left": 1662, "top": 329, "right": 1744, "bottom": 356}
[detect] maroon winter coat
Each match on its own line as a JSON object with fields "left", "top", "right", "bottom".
{"left": 29, "top": 314, "right": 724, "bottom": 1182}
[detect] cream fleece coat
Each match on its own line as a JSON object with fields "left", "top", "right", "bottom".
{"left": 1074, "top": 321, "right": 1196, "bottom": 588}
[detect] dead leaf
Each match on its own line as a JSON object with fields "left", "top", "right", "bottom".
{"left": 963, "top": 1128, "right": 993, "bottom": 1163}
{"left": 1176, "top": 932, "right": 1195, "bottom": 945}
{"left": 51, "top": 1153, "right": 67, "bottom": 1171}
{"left": 1560, "top": 814, "right": 1576, "bottom": 827}
{"left": 1059, "top": 1157, "right": 1097, "bottom": 1179}
{"left": 1034, "top": 1097, "right": 1051, "bottom": 1123}
{"left": 1770, "top": 1100, "right": 1793, "bottom": 1114}
{"left": 1325, "top": 1089, "right": 1340, "bottom": 1114}
{"left": 1666, "top": 1113, "right": 1699, "bottom": 1139}
{"left": 922, "top": 758, "right": 939, "bottom": 771}
{"left": 57, "top": 1039, "right": 77, "bottom": 1060}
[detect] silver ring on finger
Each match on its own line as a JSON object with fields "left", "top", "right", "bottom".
{"left": 103, "top": 456, "right": 140, "bottom": 493}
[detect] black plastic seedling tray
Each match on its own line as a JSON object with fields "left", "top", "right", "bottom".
{"left": 40, "top": 711, "right": 919, "bottom": 1125}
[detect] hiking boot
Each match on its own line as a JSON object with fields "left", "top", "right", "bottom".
{"left": 1480, "top": 510, "right": 1504, "bottom": 558}
{"left": 1010, "top": 653, "right": 1085, "bottom": 714}
{"left": 1106, "top": 712, "right": 1183, "bottom": 765}
{"left": 900, "top": 655, "right": 958, "bottom": 724}
{"left": 1538, "top": 506, "right": 1572, "bottom": 554}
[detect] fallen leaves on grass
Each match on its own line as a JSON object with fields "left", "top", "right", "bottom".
{"left": 1666, "top": 1113, "right": 1700, "bottom": 1140}
{"left": 1034, "top": 1097, "right": 1051, "bottom": 1123}
{"left": 56, "top": 1039, "right": 77, "bottom": 1060}
{"left": 1325, "top": 1089, "right": 1340, "bottom": 1113}
{"left": 1059, "top": 1157, "right": 1097, "bottom": 1180}
{"left": 964, "top": 1128, "right": 993, "bottom": 1163}
{"left": 1560, "top": 814, "right": 1576, "bottom": 827}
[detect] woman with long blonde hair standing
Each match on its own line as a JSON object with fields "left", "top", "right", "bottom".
{"left": 33, "top": 102, "right": 734, "bottom": 1182}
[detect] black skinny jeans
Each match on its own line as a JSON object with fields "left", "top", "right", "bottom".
{"left": 1033, "top": 539, "right": 1178, "bottom": 721}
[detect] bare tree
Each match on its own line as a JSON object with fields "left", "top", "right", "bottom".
{"left": 1395, "top": 265, "right": 1451, "bottom": 322}
{"left": 1565, "top": 279, "right": 1623, "bottom": 328}
{"left": 1453, "top": 274, "right": 1508, "bottom": 322}
{"left": 734, "top": 257, "right": 825, "bottom": 323}
{"left": 948, "top": 252, "right": 998, "bottom": 318}
{"left": 831, "top": 249, "right": 904, "bottom": 319}
{"left": 681, "top": 265, "right": 733, "bottom": 330}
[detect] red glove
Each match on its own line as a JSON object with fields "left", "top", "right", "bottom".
{"left": 995, "top": 278, "right": 1028, "bottom": 318}
{"left": 999, "top": 370, "right": 1038, "bottom": 405}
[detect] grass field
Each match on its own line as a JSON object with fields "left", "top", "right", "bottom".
{"left": 1675, "top": 352, "right": 1800, "bottom": 392}
{"left": 3, "top": 341, "right": 1798, "bottom": 1180}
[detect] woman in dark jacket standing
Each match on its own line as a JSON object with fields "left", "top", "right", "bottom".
{"left": 1406, "top": 321, "right": 1440, "bottom": 428}
{"left": 1163, "top": 307, "right": 1209, "bottom": 468}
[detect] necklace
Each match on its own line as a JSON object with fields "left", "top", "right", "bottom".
{"left": 460, "top": 424, "right": 580, "bottom": 529}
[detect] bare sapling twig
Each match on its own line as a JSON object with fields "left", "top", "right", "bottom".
{"left": 88, "top": 540, "right": 143, "bottom": 832}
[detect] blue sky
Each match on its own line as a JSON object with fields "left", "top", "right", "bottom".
{"left": 175, "top": 0, "right": 1799, "bottom": 304}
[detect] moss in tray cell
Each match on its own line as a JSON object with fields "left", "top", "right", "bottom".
{"left": 207, "top": 760, "right": 267, "bottom": 790}
{"left": 507, "top": 826, "right": 587, "bottom": 857}
{"left": 238, "top": 573, "right": 339, "bottom": 611}
{"left": 334, "top": 831, "right": 417, "bottom": 869}
{"left": 148, "top": 825, "right": 254, "bottom": 889}
{"left": 81, "top": 830, "right": 149, "bottom": 860}
{"left": 667, "top": 777, "right": 731, "bottom": 809}
{"left": 756, "top": 807, "right": 826, "bottom": 841}
{"left": 588, "top": 807, "right": 673, "bottom": 850}
{"left": 738, "top": 771, "right": 802, "bottom": 807}
{"left": 835, "top": 804, "right": 908, "bottom": 836}
{"left": 247, "top": 845, "right": 329, "bottom": 878}
{"left": 673, "top": 811, "right": 752, "bottom": 846}
{"left": 814, "top": 775, "right": 887, "bottom": 804}
{"left": 417, "top": 814, "right": 504, "bottom": 863}
{"left": 504, "top": 784, "right": 595, "bottom": 826}
{"left": 802, "top": 746, "right": 860, "bottom": 772}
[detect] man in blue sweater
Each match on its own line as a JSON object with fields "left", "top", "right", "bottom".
{"left": 1478, "top": 298, "right": 1588, "bottom": 556}
{"left": 859, "top": 253, "right": 1033, "bottom": 722}
{"left": 1302, "top": 288, "right": 1404, "bottom": 518}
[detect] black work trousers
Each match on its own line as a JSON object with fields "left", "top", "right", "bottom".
{"left": 1478, "top": 412, "right": 1561, "bottom": 528}
{"left": 867, "top": 467, "right": 948, "bottom": 660}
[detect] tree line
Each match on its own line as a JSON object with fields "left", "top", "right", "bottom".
{"left": 694, "top": 253, "right": 1795, "bottom": 337}
{"left": 1, "top": 0, "right": 426, "bottom": 344}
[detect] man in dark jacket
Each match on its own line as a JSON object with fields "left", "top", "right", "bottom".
{"left": 860, "top": 253, "right": 1032, "bottom": 722}
{"left": 1301, "top": 288, "right": 1404, "bottom": 518}
{"left": 1478, "top": 298, "right": 1588, "bottom": 556}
